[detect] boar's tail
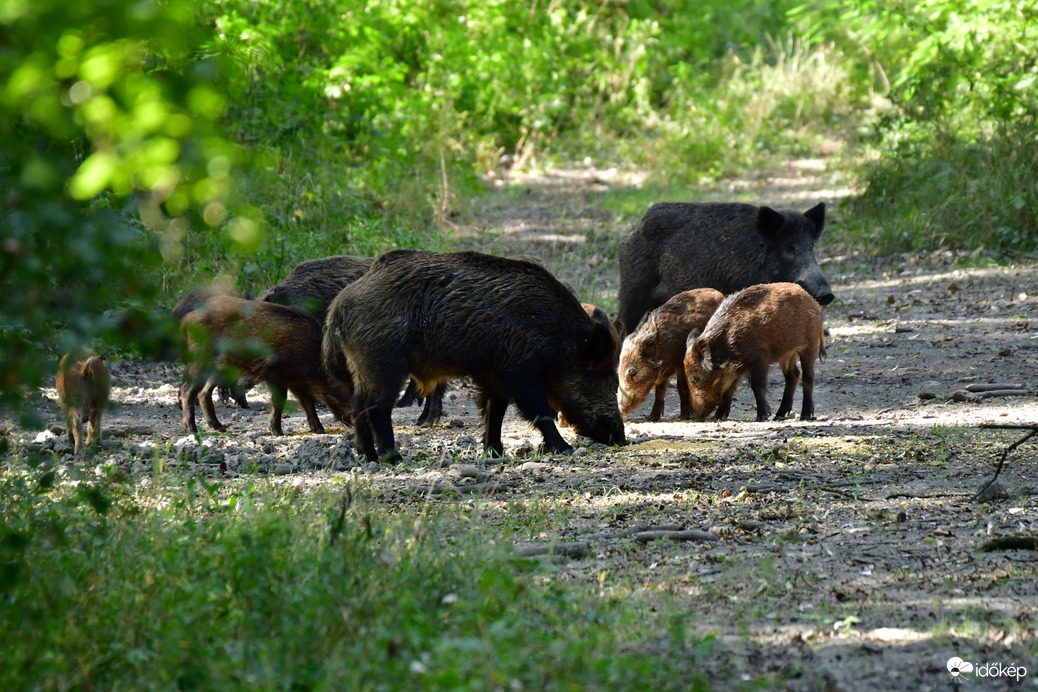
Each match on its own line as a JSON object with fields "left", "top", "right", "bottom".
{"left": 817, "top": 331, "right": 828, "bottom": 363}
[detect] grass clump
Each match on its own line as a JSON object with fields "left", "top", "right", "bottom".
{"left": 0, "top": 465, "right": 713, "bottom": 690}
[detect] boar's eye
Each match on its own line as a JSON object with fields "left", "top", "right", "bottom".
{"left": 784, "top": 243, "right": 799, "bottom": 258}
{"left": 626, "top": 367, "right": 638, "bottom": 380}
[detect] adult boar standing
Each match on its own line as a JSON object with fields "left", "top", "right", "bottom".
{"left": 617, "top": 202, "right": 834, "bottom": 331}
{"left": 323, "top": 250, "right": 627, "bottom": 463}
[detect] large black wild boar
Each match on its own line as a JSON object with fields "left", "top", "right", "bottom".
{"left": 181, "top": 296, "right": 353, "bottom": 436}
{"left": 322, "top": 250, "right": 627, "bottom": 463}
{"left": 261, "top": 253, "right": 447, "bottom": 426}
{"left": 617, "top": 202, "right": 834, "bottom": 331}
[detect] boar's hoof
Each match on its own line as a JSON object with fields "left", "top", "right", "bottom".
{"left": 380, "top": 449, "right": 404, "bottom": 465}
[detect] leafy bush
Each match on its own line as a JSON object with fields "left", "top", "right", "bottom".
{"left": 793, "top": 0, "right": 1038, "bottom": 254}
{"left": 0, "top": 0, "right": 246, "bottom": 420}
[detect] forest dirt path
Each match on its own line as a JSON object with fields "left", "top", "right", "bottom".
{"left": 25, "top": 161, "right": 1038, "bottom": 690}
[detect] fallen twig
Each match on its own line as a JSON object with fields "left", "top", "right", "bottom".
{"left": 515, "top": 541, "right": 590, "bottom": 558}
{"left": 887, "top": 491, "right": 972, "bottom": 500}
{"left": 965, "top": 383, "right": 1024, "bottom": 393}
{"left": 633, "top": 530, "right": 719, "bottom": 543}
{"left": 972, "top": 424, "right": 1038, "bottom": 502}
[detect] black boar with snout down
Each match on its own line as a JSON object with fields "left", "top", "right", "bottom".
{"left": 322, "top": 250, "right": 627, "bottom": 463}
{"left": 617, "top": 202, "right": 834, "bottom": 331}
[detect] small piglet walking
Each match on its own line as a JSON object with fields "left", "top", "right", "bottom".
{"left": 56, "top": 349, "right": 111, "bottom": 455}
{"left": 684, "top": 283, "right": 826, "bottom": 422}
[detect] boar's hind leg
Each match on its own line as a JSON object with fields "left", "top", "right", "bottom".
{"left": 293, "top": 388, "right": 326, "bottom": 435}
{"left": 70, "top": 409, "right": 85, "bottom": 455}
{"left": 480, "top": 396, "right": 509, "bottom": 457}
{"left": 181, "top": 381, "right": 203, "bottom": 433}
{"left": 774, "top": 355, "right": 800, "bottom": 421}
{"left": 85, "top": 400, "right": 102, "bottom": 448}
{"left": 799, "top": 351, "right": 816, "bottom": 421}
{"left": 199, "top": 380, "right": 226, "bottom": 432}
{"left": 416, "top": 383, "right": 447, "bottom": 427}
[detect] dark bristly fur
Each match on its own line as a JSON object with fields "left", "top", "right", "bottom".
{"left": 617, "top": 201, "right": 834, "bottom": 331}
{"left": 261, "top": 253, "right": 447, "bottom": 425}
{"left": 322, "top": 250, "right": 626, "bottom": 463}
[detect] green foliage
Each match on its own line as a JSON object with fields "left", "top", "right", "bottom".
{"left": 0, "top": 470, "right": 710, "bottom": 689}
{"left": 792, "top": 0, "right": 1038, "bottom": 254}
{"left": 0, "top": 0, "right": 246, "bottom": 420}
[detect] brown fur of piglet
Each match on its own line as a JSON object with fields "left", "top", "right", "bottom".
{"left": 617, "top": 288, "right": 724, "bottom": 421}
{"left": 180, "top": 296, "right": 353, "bottom": 436}
{"left": 57, "top": 349, "right": 111, "bottom": 455}
{"left": 684, "top": 283, "right": 826, "bottom": 422}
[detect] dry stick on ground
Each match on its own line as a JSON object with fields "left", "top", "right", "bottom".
{"left": 972, "top": 423, "right": 1038, "bottom": 502}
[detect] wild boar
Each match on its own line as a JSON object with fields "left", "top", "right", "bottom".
{"left": 617, "top": 202, "right": 834, "bottom": 331}
{"left": 56, "top": 348, "right": 111, "bottom": 455}
{"left": 258, "top": 254, "right": 374, "bottom": 322}
{"left": 684, "top": 283, "right": 826, "bottom": 422}
{"left": 323, "top": 250, "right": 626, "bottom": 463}
{"left": 173, "top": 287, "right": 253, "bottom": 409}
{"left": 557, "top": 302, "right": 622, "bottom": 430}
{"left": 260, "top": 253, "right": 447, "bottom": 426}
{"left": 618, "top": 288, "right": 724, "bottom": 421}
{"left": 181, "top": 296, "right": 352, "bottom": 436}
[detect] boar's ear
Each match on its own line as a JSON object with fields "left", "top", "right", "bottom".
{"left": 613, "top": 318, "right": 627, "bottom": 343}
{"left": 804, "top": 202, "right": 825, "bottom": 238}
{"left": 756, "top": 206, "right": 786, "bottom": 242}
{"left": 685, "top": 329, "right": 701, "bottom": 351}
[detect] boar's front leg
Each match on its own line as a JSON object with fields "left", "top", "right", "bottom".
{"left": 367, "top": 399, "right": 401, "bottom": 464}
{"left": 416, "top": 382, "right": 446, "bottom": 427}
{"left": 293, "top": 388, "right": 326, "bottom": 435}
{"left": 749, "top": 364, "right": 772, "bottom": 422}
{"left": 511, "top": 382, "right": 573, "bottom": 456}
{"left": 181, "top": 381, "right": 202, "bottom": 433}
{"left": 480, "top": 396, "right": 509, "bottom": 457}
{"left": 774, "top": 355, "right": 800, "bottom": 420}
{"left": 265, "top": 382, "right": 290, "bottom": 436}
{"left": 648, "top": 382, "right": 666, "bottom": 422}
{"left": 675, "top": 371, "right": 693, "bottom": 420}
{"left": 199, "top": 379, "right": 226, "bottom": 432}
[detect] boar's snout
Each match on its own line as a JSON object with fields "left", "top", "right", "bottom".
{"left": 796, "top": 275, "right": 835, "bottom": 306}
{"left": 576, "top": 411, "right": 627, "bottom": 447}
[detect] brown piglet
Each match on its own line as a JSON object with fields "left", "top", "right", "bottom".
{"left": 618, "top": 288, "right": 724, "bottom": 421}
{"left": 684, "top": 283, "right": 826, "bottom": 422}
{"left": 180, "top": 296, "right": 353, "bottom": 436}
{"left": 56, "top": 349, "right": 111, "bottom": 455}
